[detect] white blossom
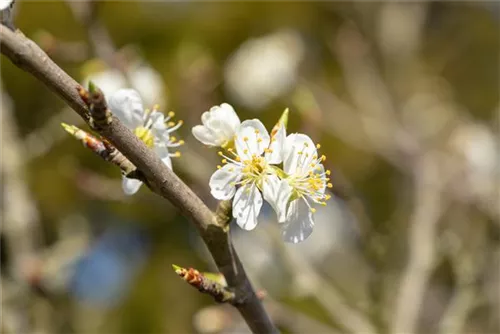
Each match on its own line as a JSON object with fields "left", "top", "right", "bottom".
{"left": 0, "top": 0, "right": 13, "bottom": 11}
{"left": 192, "top": 103, "right": 241, "bottom": 147}
{"left": 82, "top": 59, "right": 166, "bottom": 107}
{"left": 108, "top": 89, "right": 183, "bottom": 195}
{"left": 268, "top": 134, "right": 332, "bottom": 243}
{"left": 224, "top": 30, "right": 304, "bottom": 110}
{"left": 209, "top": 119, "right": 285, "bottom": 230}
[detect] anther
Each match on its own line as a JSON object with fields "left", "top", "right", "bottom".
{"left": 168, "top": 111, "right": 175, "bottom": 118}
{"left": 316, "top": 143, "right": 321, "bottom": 149}
{"left": 168, "top": 121, "right": 175, "bottom": 127}
{"left": 217, "top": 165, "right": 222, "bottom": 169}
{"left": 243, "top": 136, "right": 249, "bottom": 142}
{"left": 327, "top": 183, "right": 333, "bottom": 188}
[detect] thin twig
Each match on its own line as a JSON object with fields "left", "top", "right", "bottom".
{"left": 390, "top": 154, "right": 445, "bottom": 334}
{"left": 0, "top": 25, "right": 277, "bottom": 334}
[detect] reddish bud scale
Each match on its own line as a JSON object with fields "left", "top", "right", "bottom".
{"left": 77, "top": 85, "right": 90, "bottom": 106}
{"left": 173, "top": 265, "right": 235, "bottom": 303}
{"left": 82, "top": 133, "right": 107, "bottom": 155}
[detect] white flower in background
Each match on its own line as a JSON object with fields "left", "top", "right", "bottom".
{"left": 268, "top": 134, "right": 332, "bottom": 243}
{"left": 108, "top": 89, "right": 183, "bottom": 195}
{"left": 225, "top": 29, "right": 305, "bottom": 111}
{"left": 0, "top": 0, "right": 13, "bottom": 11}
{"left": 82, "top": 59, "right": 166, "bottom": 107}
{"left": 191, "top": 103, "right": 241, "bottom": 147}
{"left": 450, "top": 123, "right": 499, "bottom": 204}
{"left": 209, "top": 119, "right": 285, "bottom": 230}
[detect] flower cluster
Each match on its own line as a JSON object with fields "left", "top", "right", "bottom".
{"left": 192, "top": 104, "right": 332, "bottom": 243}
{"left": 109, "top": 89, "right": 184, "bottom": 195}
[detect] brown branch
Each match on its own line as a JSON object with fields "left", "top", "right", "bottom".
{"left": 0, "top": 25, "right": 277, "bottom": 334}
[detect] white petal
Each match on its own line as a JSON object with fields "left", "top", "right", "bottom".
{"left": 201, "top": 112, "right": 214, "bottom": 126}
{"left": 266, "top": 123, "right": 286, "bottom": 164}
{"left": 262, "top": 174, "right": 291, "bottom": 223}
{"left": 233, "top": 184, "right": 262, "bottom": 230}
{"left": 122, "top": 176, "right": 143, "bottom": 195}
{"left": 209, "top": 164, "right": 242, "bottom": 200}
{"left": 162, "top": 155, "right": 172, "bottom": 169}
{"left": 283, "top": 133, "right": 317, "bottom": 175}
{"left": 108, "top": 89, "right": 144, "bottom": 129}
{"left": 219, "top": 103, "right": 241, "bottom": 130}
{"left": 206, "top": 105, "right": 239, "bottom": 142}
{"left": 282, "top": 199, "right": 315, "bottom": 243}
{"left": 155, "top": 146, "right": 172, "bottom": 169}
{"left": 192, "top": 125, "right": 219, "bottom": 146}
{"left": 235, "top": 119, "right": 270, "bottom": 160}
{"left": 311, "top": 163, "right": 327, "bottom": 200}
{"left": 0, "top": 0, "right": 14, "bottom": 11}
{"left": 149, "top": 111, "right": 166, "bottom": 131}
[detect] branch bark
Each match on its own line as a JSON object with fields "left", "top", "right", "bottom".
{"left": 0, "top": 25, "right": 277, "bottom": 334}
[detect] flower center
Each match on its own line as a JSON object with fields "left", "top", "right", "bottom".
{"left": 241, "top": 155, "right": 268, "bottom": 186}
{"left": 134, "top": 126, "right": 154, "bottom": 148}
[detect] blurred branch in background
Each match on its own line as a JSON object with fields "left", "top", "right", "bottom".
{"left": 391, "top": 154, "right": 446, "bottom": 334}
{"left": 1, "top": 87, "right": 43, "bottom": 333}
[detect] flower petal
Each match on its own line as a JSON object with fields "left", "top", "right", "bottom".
{"left": 206, "top": 104, "right": 239, "bottom": 142}
{"left": 282, "top": 199, "right": 315, "bottom": 243}
{"left": 233, "top": 184, "right": 262, "bottom": 230}
{"left": 283, "top": 133, "right": 317, "bottom": 175}
{"left": 262, "top": 174, "right": 291, "bottom": 223}
{"left": 266, "top": 123, "right": 286, "bottom": 164}
{"left": 0, "top": 0, "right": 14, "bottom": 11}
{"left": 155, "top": 146, "right": 172, "bottom": 169}
{"left": 108, "top": 89, "right": 144, "bottom": 129}
{"left": 235, "top": 119, "right": 270, "bottom": 160}
{"left": 209, "top": 163, "right": 242, "bottom": 200}
{"left": 122, "top": 177, "right": 143, "bottom": 195}
{"left": 192, "top": 125, "right": 218, "bottom": 146}
{"left": 220, "top": 103, "right": 241, "bottom": 130}
{"left": 148, "top": 111, "right": 166, "bottom": 131}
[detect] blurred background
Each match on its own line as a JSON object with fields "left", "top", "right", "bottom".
{"left": 1, "top": 1, "right": 499, "bottom": 333}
